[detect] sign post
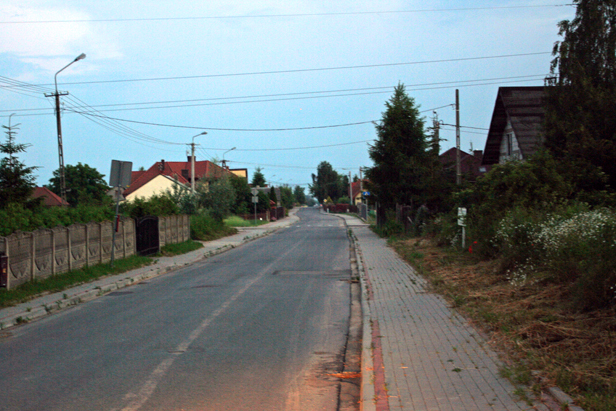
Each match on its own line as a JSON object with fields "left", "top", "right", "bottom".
{"left": 109, "top": 160, "right": 132, "bottom": 268}
{"left": 458, "top": 207, "right": 467, "bottom": 249}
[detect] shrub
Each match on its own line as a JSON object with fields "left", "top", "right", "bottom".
{"left": 190, "top": 211, "right": 236, "bottom": 241}
{"left": 494, "top": 207, "right": 616, "bottom": 310}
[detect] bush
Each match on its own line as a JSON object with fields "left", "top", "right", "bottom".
{"left": 494, "top": 207, "right": 616, "bottom": 309}
{"left": 190, "top": 211, "right": 237, "bottom": 241}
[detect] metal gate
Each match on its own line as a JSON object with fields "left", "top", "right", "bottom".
{"left": 135, "top": 216, "right": 160, "bottom": 256}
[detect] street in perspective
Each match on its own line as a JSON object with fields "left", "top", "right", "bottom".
{"left": 0, "top": 209, "right": 356, "bottom": 411}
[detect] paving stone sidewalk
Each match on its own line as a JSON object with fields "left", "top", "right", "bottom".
{"left": 333, "top": 213, "right": 542, "bottom": 411}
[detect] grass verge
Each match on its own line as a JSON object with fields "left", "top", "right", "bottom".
{"left": 0, "top": 254, "right": 153, "bottom": 308}
{"left": 158, "top": 239, "right": 204, "bottom": 256}
{"left": 224, "top": 215, "right": 268, "bottom": 227}
{"left": 390, "top": 236, "right": 616, "bottom": 411}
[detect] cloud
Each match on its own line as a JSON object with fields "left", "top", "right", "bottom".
{"left": 0, "top": 4, "right": 122, "bottom": 73}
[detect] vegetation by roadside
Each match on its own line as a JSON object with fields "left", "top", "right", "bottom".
{"left": 191, "top": 212, "right": 237, "bottom": 241}
{"left": 0, "top": 254, "right": 153, "bottom": 308}
{"left": 224, "top": 215, "right": 268, "bottom": 227}
{"left": 157, "top": 240, "right": 204, "bottom": 256}
{"left": 390, "top": 236, "right": 616, "bottom": 411}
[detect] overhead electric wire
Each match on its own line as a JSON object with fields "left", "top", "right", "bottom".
{"left": 38, "top": 52, "right": 550, "bottom": 87}
{"left": 0, "top": 4, "right": 573, "bottom": 24}
{"left": 3, "top": 73, "right": 545, "bottom": 117}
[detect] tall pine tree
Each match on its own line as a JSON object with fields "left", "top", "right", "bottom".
{"left": 0, "top": 119, "right": 37, "bottom": 206}
{"left": 365, "top": 84, "right": 429, "bottom": 212}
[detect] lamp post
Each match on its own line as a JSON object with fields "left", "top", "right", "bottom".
{"left": 191, "top": 131, "right": 207, "bottom": 193}
{"left": 222, "top": 147, "right": 236, "bottom": 170}
{"left": 45, "top": 53, "right": 86, "bottom": 204}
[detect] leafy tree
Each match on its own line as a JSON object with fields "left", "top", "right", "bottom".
{"left": 251, "top": 167, "right": 266, "bottom": 187}
{"left": 310, "top": 161, "right": 343, "bottom": 203}
{"left": 544, "top": 0, "right": 616, "bottom": 198}
{"left": 0, "top": 120, "right": 37, "bottom": 206}
{"left": 199, "top": 175, "right": 236, "bottom": 221}
{"left": 293, "top": 185, "right": 306, "bottom": 205}
{"left": 269, "top": 186, "right": 278, "bottom": 205}
{"left": 280, "top": 186, "right": 294, "bottom": 209}
{"left": 48, "top": 163, "right": 111, "bottom": 207}
{"left": 365, "top": 83, "right": 429, "bottom": 212}
{"left": 229, "top": 175, "right": 252, "bottom": 215}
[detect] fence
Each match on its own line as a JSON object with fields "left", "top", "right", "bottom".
{"left": 324, "top": 203, "right": 358, "bottom": 214}
{"left": 0, "top": 215, "right": 190, "bottom": 290}
{"left": 270, "top": 207, "right": 286, "bottom": 220}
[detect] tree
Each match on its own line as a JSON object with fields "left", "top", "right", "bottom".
{"left": 365, "top": 84, "right": 429, "bottom": 211}
{"left": 48, "top": 163, "right": 110, "bottom": 207}
{"left": 251, "top": 167, "right": 266, "bottom": 187}
{"left": 310, "top": 161, "right": 342, "bottom": 203}
{"left": 229, "top": 175, "right": 252, "bottom": 215}
{"left": 198, "top": 175, "right": 236, "bottom": 221}
{"left": 293, "top": 185, "right": 306, "bottom": 205}
{"left": 544, "top": 0, "right": 616, "bottom": 197}
{"left": 0, "top": 120, "right": 37, "bottom": 207}
{"left": 280, "top": 186, "right": 294, "bottom": 209}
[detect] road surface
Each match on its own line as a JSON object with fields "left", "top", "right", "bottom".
{"left": 0, "top": 208, "right": 353, "bottom": 411}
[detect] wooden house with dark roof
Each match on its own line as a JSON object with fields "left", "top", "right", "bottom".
{"left": 481, "top": 86, "right": 545, "bottom": 166}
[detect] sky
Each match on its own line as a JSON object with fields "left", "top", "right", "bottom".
{"left": 0, "top": 0, "right": 575, "bottom": 192}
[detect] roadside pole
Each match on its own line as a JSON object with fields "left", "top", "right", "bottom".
{"left": 251, "top": 186, "right": 259, "bottom": 225}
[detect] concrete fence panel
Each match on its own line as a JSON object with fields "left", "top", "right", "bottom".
{"left": 33, "top": 228, "right": 53, "bottom": 281}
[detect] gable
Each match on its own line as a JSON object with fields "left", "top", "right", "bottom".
{"left": 482, "top": 87, "right": 545, "bottom": 165}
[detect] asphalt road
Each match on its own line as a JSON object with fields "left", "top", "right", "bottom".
{"left": 0, "top": 208, "right": 353, "bottom": 411}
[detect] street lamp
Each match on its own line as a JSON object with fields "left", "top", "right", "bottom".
{"left": 222, "top": 147, "right": 236, "bottom": 169}
{"left": 191, "top": 131, "right": 207, "bottom": 193}
{"left": 45, "top": 53, "right": 86, "bottom": 204}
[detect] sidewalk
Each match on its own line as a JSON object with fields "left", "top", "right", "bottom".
{"left": 332, "top": 213, "right": 549, "bottom": 411}
{"left": 0, "top": 209, "right": 300, "bottom": 331}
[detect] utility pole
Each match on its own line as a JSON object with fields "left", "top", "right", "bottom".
{"left": 190, "top": 131, "right": 207, "bottom": 193}
{"left": 349, "top": 171, "right": 352, "bottom": 205}
{"left": 455, "top": 89, "right": 461, "bottom": 186}
{"left": 45, "top": 53, "right": 86, "bottom": 205}
{"left": 431, "top": 111, "right": 440, "bottom": 156}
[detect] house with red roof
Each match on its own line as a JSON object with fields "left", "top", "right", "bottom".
{"left": 351, "top": 180, "right": 369, "bottom": 205}
{"left": 123, "top": 157, "right": 229, "bottom": 201}
{"left": 32, "top": 186, "right": 70, "bottom": 207}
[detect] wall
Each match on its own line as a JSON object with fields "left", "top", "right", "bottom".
{"left": 0, "top": 215, "right": 190, "bottom": 290}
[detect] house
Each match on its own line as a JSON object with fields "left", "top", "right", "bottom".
{"left": 439, "top": 148, "right": 487, "bottom": 180}
{"left": 123, "top": 157, "right": 229, "bottom": 201}
{"left": 229, "top": 168, "right": 248, "bottom": 179}
{"left": 351, "top": 180, "right": 369, "bottom": 205}
{"left": 32, "top": 187, "right": 69, "bottom": 207}
{"left": 481, "top": 86, "right": 545, "bottom": 166}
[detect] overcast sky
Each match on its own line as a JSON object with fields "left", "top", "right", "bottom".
{"left": 1, "top": 1, "right": 574, "bottom": 190}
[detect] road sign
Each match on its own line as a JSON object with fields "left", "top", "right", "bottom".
{"left": 458, "top": 207, "right": 467, "bottom": 226}
{"left": 109, "top": 160, "right": 132, "bottom": 188}
{"left": 251, "top": 187, "right": 259, "bottom": 196}
{"left": 363, "top": 191, "right": 370, "bottom": 196}
{"left": 252, "top": 197, "right": 259, "bottom": 203}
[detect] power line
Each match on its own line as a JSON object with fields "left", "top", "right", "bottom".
{"left": 3, "top": 74, "right": 546, "bottom": 117}
{"left": 201, "top": 140, "right": 372, "bottom": 152}
{"left": 39, "top": 52, "right": 550, "bottom": 87}
{"left": 0, "top": 4, "right": 573, "bottom": 24}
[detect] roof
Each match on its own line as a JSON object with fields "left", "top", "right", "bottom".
{"left": 439, "top": 148, "right": 487, "bottom": 178}
{"left": 351, "top": 180, "right": 367, "bottom": 198}
{"left": 32, "top": 187, "right": 70, "bottom": 207}
{"left": 482, "top": 86, "right": 545, "bottom": 165}
{"left": 123, "top": 159, "right": 228, "bottom": 196}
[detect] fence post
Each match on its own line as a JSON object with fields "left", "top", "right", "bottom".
{"left": 122, "top": 218, "right": 127, "bottom": 258}
{"left": 30, "top": 232, "right": 35, "bottom": 282}
{"left": 85, "top": 223, "right": 89, "bottom": 267}
{"left": 67, "top": 227, "right": 72, "bottom": 272}
{"left": 5, "top": 237, "right": 10, "bottom": 290}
